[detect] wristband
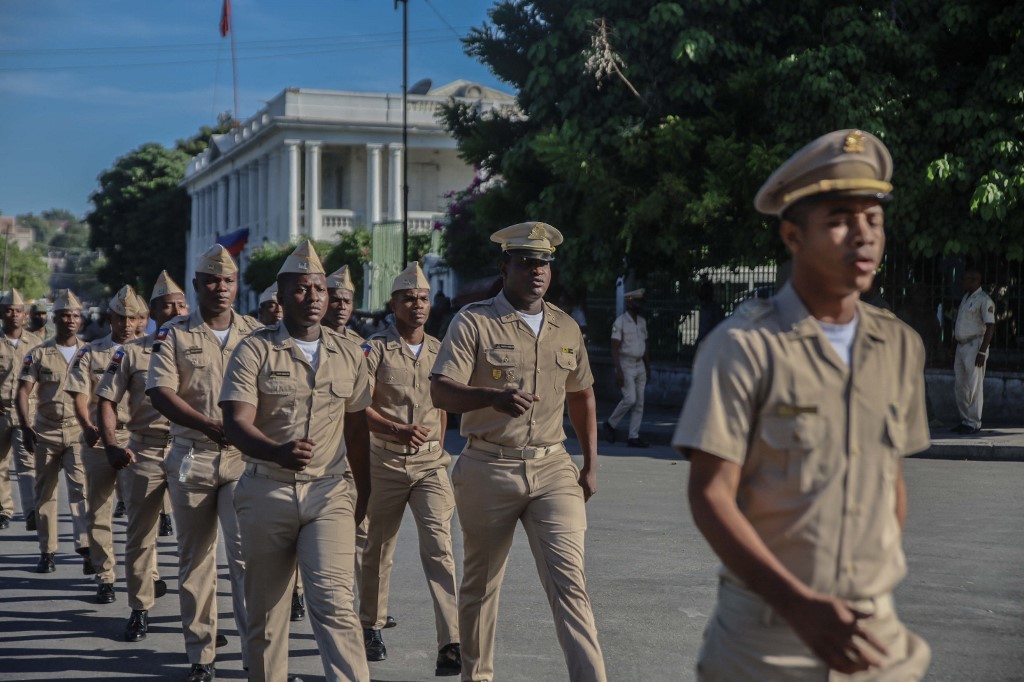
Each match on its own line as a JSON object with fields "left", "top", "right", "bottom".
{"left": 978, "top": 351, "right": 988, "bottom": 356}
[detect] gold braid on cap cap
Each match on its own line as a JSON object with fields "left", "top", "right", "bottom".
{"left": 782, "top": 178, "right": 893, "bottom": 206}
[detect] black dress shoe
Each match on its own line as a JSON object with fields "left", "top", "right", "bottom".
{"left": 290, "top": 589, "right": 306, "bottom": 622}
{"left": 185, "top": 663, "right": 214, "bottom": 682}
{"left": 36, "top": 552, "right": 55, "bottom": 573}
{"left": 96, "top": 582, "right": 116, "bottom": 604}
{"left": 363, "top": 627, "right": 387, "bottom": 661}
{"left": 154, "top": 579, "right": 168, "bottom": 598}
{"left": 602, "top": 420, "right": 616, "bottom": 444}
{"left": 627, "top": 437, "right": 650, "bottom": 448}
{"left": 159, "top": 512, "right": 173, "bottom": 537}
{"left": 114, "top": 500, "right": 126, "bottom": 518}
{"left": 25, "top": 510, "right": 36, "bottom": 531}
{"left": 124, "top": 609, "right": 148, "bottom": 642}
{"left": 435, "top": 642, "right": 462, "bottom": 676}
{"left": 77, "top": 548, "right": 96, "bottom": 575}
{"left": 0, "top": 514, "right": 10, "bottom": 530}
{"left": 384, "top": 614, "right": 397, "bottom": 629}
{"left": 215, "top": 633, "right": 227, "bottom": 648}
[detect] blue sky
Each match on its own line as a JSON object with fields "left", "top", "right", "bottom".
{"left": 0, "top": 0, "right": 507, "bottom": 220}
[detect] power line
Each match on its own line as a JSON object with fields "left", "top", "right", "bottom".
{"left": 421, "top": 0, "right": 465, "bottom": 41}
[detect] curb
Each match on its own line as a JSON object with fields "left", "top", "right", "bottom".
{"left": 919, "top": 440, "right": 1024, "bottom": 462}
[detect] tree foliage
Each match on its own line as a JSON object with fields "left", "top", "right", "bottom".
{"left": 0, "top": 243, "right": 49, "bottom": 301}
{"left": 442, "top": 0, "right": 1024, "bottom": 288}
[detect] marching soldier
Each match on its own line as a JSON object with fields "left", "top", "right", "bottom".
{"left": 221, "top": 241, "right": 371, "bottom": 682}
{"left": 431, "top": 222, "right": 607, "bottom": 682}
{"left": 673, "top": 129, "right": 931, "bottom": 679}
{"left": 16, "top": 290, "right": 88, "bottom": 574}
{"left": 0, "top": 289, "right": 44, "bottom": 531}
{"left": 146, "top": 245, "right": 262, "bottom": 682}
{"left": 257, "top": 283, "right": 283, "bottom": 326}
{"left": 65, "top": 285, "right": 144, "bottom": 604}
{"left": 358, "top": 262, "right": 460, "bottom": 675}
{"left": 325, "top": 265, "right": 363, "bottom": 343}
{"left": 96, "top": 271, "right": 188, "bottom": 642}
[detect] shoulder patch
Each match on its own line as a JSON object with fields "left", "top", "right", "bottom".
{"left": 156, "top": 327, "right": 170, "bottom": 342}
{"left": 360, "top": 342, "right": 372, "bottom": 357}
{"left": 72, "top": 346, "right": 88, "bottom": 369}
{"left": 22, "top": 354, "right": 33, "bottom": 367}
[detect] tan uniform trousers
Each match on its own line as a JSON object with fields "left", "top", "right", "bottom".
{"left": 0, "top": 408, "right": 33, "bottom": 518}
{"left": 164, "top": 440, "right": 248, "bottom": 667}
{"left": 359, "top": 440, "right": 459, "bottom": 648}
{"left": 452, "top": 445, "right": 606, "bottom": 682}
{"left": 607, "top": 356, "right": 646, "bottom": 440}
{"left": 697, "top": 581, "right": 931, "bottom": 682}
{"left": 33, "top": 422, "right": 87, "bottom": 555}
{"left": 82, "top": 430, "right": 130, "bottom": 584}
{"left": 123, "top": 433, "right": 172, "bottom": 611}
{"left": 234, "top": 468, "right": 370, "bottom": 682}
{"left": 954, "top": 337, "right": 986, "bottom": 429}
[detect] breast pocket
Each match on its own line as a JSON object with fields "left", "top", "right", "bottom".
{"left": 257, "top": 375, "right": 296, "bottom": 419}
{"left": 758, "top": 413, "right": 832, "bottom": 493}
{"left": 378, "top": 364, "right": 408, "bottom": 387}
{"left": 553, "top": 351, "right": 577, "bottom": 388}
{"left": 183, "top": 351, "right": 210, "bottom": 369}
{"left": 484, "top": 348, "right": 520, "bottom": 386}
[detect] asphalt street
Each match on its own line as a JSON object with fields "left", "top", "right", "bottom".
{"left": 0, "top": 426, "right": 1022, "bottom": 681}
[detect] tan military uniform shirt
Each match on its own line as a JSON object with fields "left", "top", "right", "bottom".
{"left": 20, "top": 338, "right": 86, "bottom": 428}
{"left": 432, "top": 290, "right": 592, "bottom": 447}
{"left": 146, "top": 309, "right": 262, "bottom": 443}
{"left": 365, "top": 326, "right": 442, "bottom": 442}
{"left": 672, "top": 283, "right": 931, "bottom": 600}
{"left": 610, "top": 312, "right": 647, "bottom": 358}
{"left": 1, "top": 329, "right": 43, "bottom": 409}
{"left": 65, "top": 334, "right": 131, "bottom": 426}
{"left": 338, "top": 327, "right": 365, "bottom": 345}
{"left": 954, "top": 288, "right": 995, "bottom": 341}
{"left": 219, "top": 323, "right": 371, "bottom": 477}
{"left": 95, "top": 334, "right": 169, "bottom": 439}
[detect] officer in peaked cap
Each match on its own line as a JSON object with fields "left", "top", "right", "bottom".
{"left": 673, "top": 130, "right": 931, "bottom": 680}
{"left": 17, "top": 289, "right": 88, "bottom": 574}
{"left": 431, "top": 221, "right": 607, "bottom": 681}
{"left": 146, "top": 243, "right": 261, "bottom": 682}
{"left": 0, "top": 288, "right": 44, "bottom": 531}
{"left": 221, "top": 239, "right": 372, "bottom": 681}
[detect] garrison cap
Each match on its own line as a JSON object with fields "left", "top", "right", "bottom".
{"left": 53, "top": 289, "right": 83, "bottom": 312}
{"left": 624, "top": 288, "right": 645, "bottom": 300}
{"left": 196, "top": 244, "right": 239, "bottom": 276}
{"left": 0, "top": 288, "right": 25, "bottom": 306}
{"left": 150, "top": 270, "right": 184, "bottom": 302}
{"left": 754, "top": 129, "right": 893, "bottom": 217}
{"left": 258, "top": 283, "right": 279, "bottom": 305}
{"left": 278, "top": 240, "right": 325, "bottom": 276}
{"left": 109, "top": 285, "right": 145, "bottom": 317}
{"left": 490, "top": 221, "right": 563, "bottom": 261}
{"left": 327, "top": 265, "right": 356, "bottom": 292}
{"left": 391, "top": 262, "right": 430, "bottom": 294}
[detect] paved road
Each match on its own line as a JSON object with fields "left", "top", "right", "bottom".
{"left": 1, "top": 433, "right": 1021, "bottom": 681}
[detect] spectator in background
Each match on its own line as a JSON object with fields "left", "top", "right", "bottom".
{"left": 603, "top": 288, "right": 649, "bottom": 448}
{"left": 951, "top": 268, "right": 995, "bottom": 435}
{"left": 695, "top": 280, "right": 724, "bottom": 347}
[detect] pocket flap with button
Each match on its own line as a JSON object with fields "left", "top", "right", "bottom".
{"left": 378, "top": 366, "right": 408, "bottom": 386}
{"left": 759, "top": 414, "right": 824, "bottom": 452}
{"left": 883, "top": 414, "right": 905, "bottom": 452}
{"left": 484, "top": 348, "right": 516, "bottom": 367}
{"left": 331, "top": 380, "right": 354, "bottom": 398}
{"left": 555, "top": 352, "right": 577, "bottom": 371}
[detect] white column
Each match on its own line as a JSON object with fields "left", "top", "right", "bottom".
{"left": 241, "top": 167, "right": 251, "bottom": 226}
{"left": 217, "top": 177, "right": 228, "bottom": 234}
{"left": 267, "top": 151, "right": 279, "bottom": 241}
{"left": 207, "top": 187, "right": 215, "bottom": 237}
{"left": 258, "top": 155, "right": 269, "bottom": 237}
{"left": 189, "top": 191, "right": 199, "bottom": 241}
{"left": 367, "top": 144, "right": 383, "bottom": 226}
{"left": 388, "top": 143, "right": 404, "bottom": 222}
{"left": 305, "top": 141, "right": 322, "bottom": 240}
{"left": 285, "top": 140, "right": 301, "bottom": 241}
{"left": 227, "top": 171, "right": 239, "bottom": 232}
{"left": 248, "top": 162, "right": 259, "bottom": 230}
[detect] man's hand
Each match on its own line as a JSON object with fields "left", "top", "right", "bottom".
{"left": 975, "top": 352, "right": 987, "bottom": 368}
{"left": 780, "top": 593, "right": 888, "bottom": 675}
{"left": 21, "top": 426, "right": 36, "bottom": 454}
{"left": 491, "top": 388, "right": 539, "bottom": 418}
{"left": 578, "top": 464, "right": 597, "bottom": 501}
{"left": 395, "top": 423, "right": 431, "bottom": 448}
{"left": 83, "top": 424, "right": 101, "bottom": 448}
{"left": 201, "top": 419, "right": 229, "bottom": 446}
{"left": 105, "top": 445, "right": 136, "bottom": 470}
{"left": 273, "top": 438, "right": 315, "bottom": 471}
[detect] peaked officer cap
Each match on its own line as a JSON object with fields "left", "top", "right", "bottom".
{"left": 490, "top": 221, "right": 563, "bottom": 261}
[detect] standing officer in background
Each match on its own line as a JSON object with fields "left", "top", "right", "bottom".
{"left": 603, "top": 288, "right": 649, "bottom": 448}
{"left": 97, "top": 271, "right": 188, "bottom": 642}
{"left": 17, "top": 290, "right": 87, "bottom": 573}
{"left": 431, "top": 222, "right": 606, "bottom": 682}
{"left": 147, "top": 245, "right": 262, "bottom": 682}
{"left": 359, "top": 262, "right": 461, "bottom": 675}
{"left": 221, "top": 241, "right": 371, "bottom": 682}
{"left": 951, "top": 268, "right": 995, "bottom": 434}
{"left": 0, "top": 289, "right": 44, "bottom": 531}
{"left": 673, "top": 130, "right": 931, "bottom": 680}
{"left": 65, "top": 284, "right": 143, "bottom": 604}
{"left": 257, "top": 283, "right": 283, "bottom": 326}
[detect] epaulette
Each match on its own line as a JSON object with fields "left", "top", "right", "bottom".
{"left": 240, "top": 314, "right": 263, "bottom": 332}
{"left": 734, "top": 298, "right": 773, "bottom": 322}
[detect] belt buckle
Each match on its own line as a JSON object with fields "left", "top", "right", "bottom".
{"left": 294, "top": 471, "right": 315, "bottom": 482}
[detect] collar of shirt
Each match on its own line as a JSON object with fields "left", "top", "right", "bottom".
{"left": 380, "top": 324, "right": 438, "bottom": 358}
{"left": 266, "top": 322, "right": 341, "bottom": 357}
{"left": 492, "top": 289, "right": 563, "bottom": 333}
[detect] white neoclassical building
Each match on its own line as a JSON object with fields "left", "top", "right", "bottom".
{"left": 181, "top": 80, "right": 515, "bottom": 310}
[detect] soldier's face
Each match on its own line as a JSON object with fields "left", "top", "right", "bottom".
{"left": 193, "top": 273, "right": 237, "bottom": 315}
{"left": 1, "top": 305, "right": 24, "bottom": 334}
{"left": 54, "top": 309, "right": 80, "bottom": 338}
{"left": 151, "top": 293, "right": 188, "bottom": 328}
{"left": 325, "top": 288, "right": 354, "bottom": 329}
{"left": 258, "top": 300, "right": 283, "bottom": 325}
{"left": 280, "top": 274, "right": 327, "bottom": 329}
{"left": 391, "top": 288, "right": 430, "bottom": 330}
{"left": 501, "top": 254, "right": 551, "bottom": 303}
{"left": 109, "top": 312, "right": 135, "bottom": 344}
{"left": 31, "top": 311, "right": 47, "bottom": 328}
{"left": 962, "top": 273, "right": 981, "bottom": 293}
{"left": 782, "top": 198, "right": 885, "bottom": 296}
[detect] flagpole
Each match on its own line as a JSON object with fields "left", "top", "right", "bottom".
{"left": 229, "top": 7, "right": 239, "bottom": 125}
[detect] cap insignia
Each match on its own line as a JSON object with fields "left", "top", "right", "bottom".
{"left": 843, "top": 130, "right": 865, "bottom": 154}
{"left": 528, "top": 224, "right": 545, "bottom": 240}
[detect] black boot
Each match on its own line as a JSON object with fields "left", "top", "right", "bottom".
{"left": 124, "top": 609, "right": 148, "bottom": 642}
{"left": 185, "top": 663, "right": 214, "bottom": 682}
{"left": 36, "top": 552, "right": 55, "bottom": 573}
{"left": 363, "top": 627, "right": 387, "bottom": 661}
{"left": 435, "top": 642, "right": 462, "bottom": 676}
{"left": 159, "top": 512, "right": 173, "bottom": 536}
{"left": 290, "top": 589, "right": 306, "bottom": 622}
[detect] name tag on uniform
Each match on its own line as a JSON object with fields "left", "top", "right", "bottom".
{"left": 494, "top": 344, "right": 515, "bottom": 350}
{"left": 270, "top": 370, "right": 291, "bottom": 377}
{"left": 776, "top": 404, "right": 818, "bottom": 417}
{"left": 185, "top": 347, "right": 203, "bottom": 355}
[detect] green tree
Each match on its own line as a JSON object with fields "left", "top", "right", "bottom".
{"left": 443, "top": 0, "right": 1024, "bottom": 287}
{"left": 0, "top": 242, "right": 49, "bottom": 300}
